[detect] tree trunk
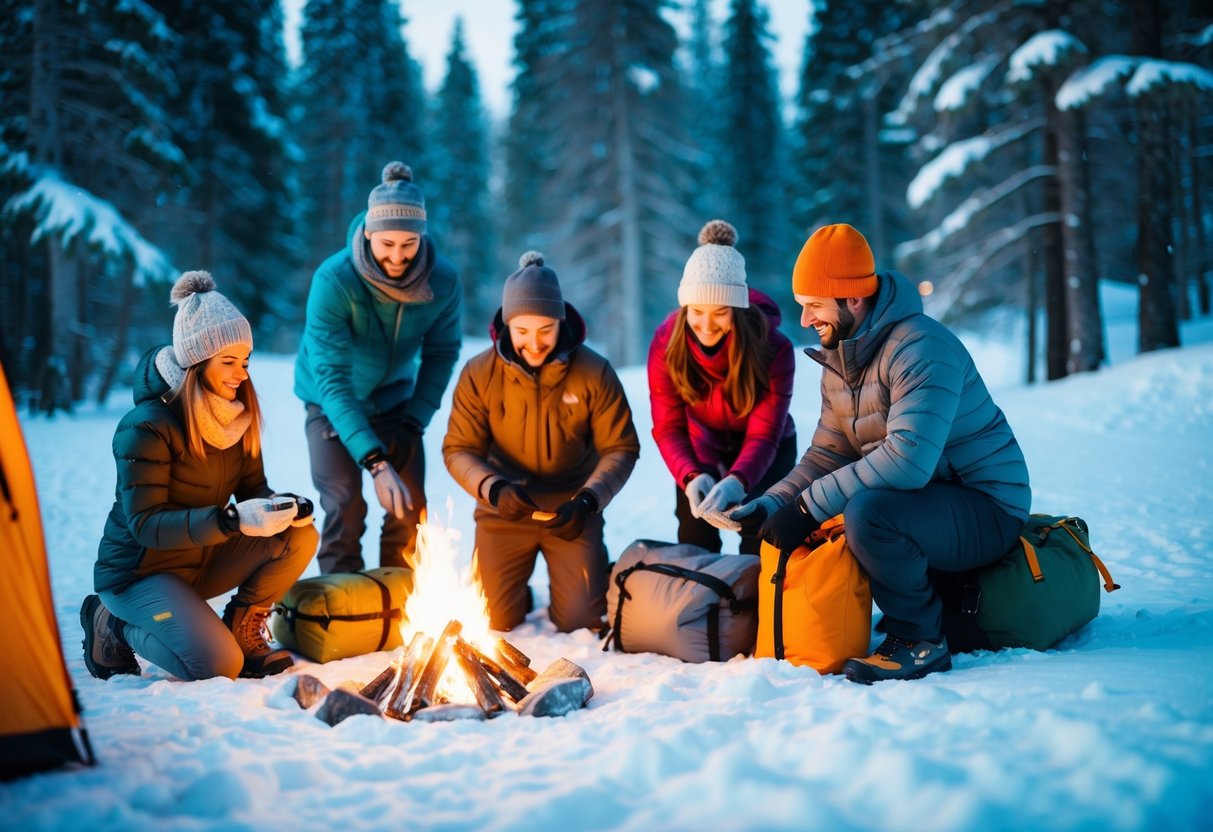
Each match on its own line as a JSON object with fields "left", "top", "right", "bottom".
{"left": 1172, "top": 99, "right": 1190, "bottom": 322}
{"left": 613, "top": 40, "right": 643, "bottom": 367}
{"left": 1190, "top": 103, "right": 1211, "bottom": 316}
{"left": 1057, "top": 106, "right": 1104, "bottom": 374}
{"left": 1042, "top": 89, "right": 1068, "bottom": 380}
{"left": 1023, "top": 232, "right": 1038, "bottom": 385}
{"left": 95, "top": 262, "right": 137, "bottom": 405}
{"left": 862, "top": 93, "right": 885, "bottom": 265}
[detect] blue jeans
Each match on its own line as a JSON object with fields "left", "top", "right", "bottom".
{"left": 843, "top": 483, "right": 1022, "bottom": 643}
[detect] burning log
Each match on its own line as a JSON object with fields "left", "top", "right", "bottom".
{"left": 359, "top": 662, "right": 399, "bottom": 706}
{"left": 526, "top": 658, "right": 593, "bottom": 705}
{"left": 408, "top": 620, "right": 464, "bottom": 713}
{"left": 410, "top": 704, "right": 487, "bottom": 723}
{"left": 452, "top": 637, "right": 529, "bottom": 703}
{"left": 494, "top": 637, "right": 538, "bottom": 684}
{"left": 316, "top": 688, "right": 382, "bottom": 727}
{"left": 293, "top": 674, "right": 331, "bottom": 709}
{"left": 454, "top": 652, "right": 506, "bottom": 717}
{"left": 384, "top": 633, "right": 435, "bottom": 720}
{"left": 517, "top": 678, "right": 593, "bottom": 718}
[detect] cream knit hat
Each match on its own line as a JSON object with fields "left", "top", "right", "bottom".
{"left": 169, "top": 271, "right": 253, "bottom": 368}
{"left": 677, "top": 220, "right": 749, "bottom": 308}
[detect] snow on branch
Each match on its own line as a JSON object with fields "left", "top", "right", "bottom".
{"left": 896, "top": 164, "right": 1056, "bottom": 260}
{"left": 1006, "top": 30, "right": 1086, "bottom": 84}
{"left": 1126, "top": 60, "right": 1213, "bottom": 97}
{"left": 906, "top": 117, "right": 1044, "bottom": 209}
{"left": 927, "top": 211, "right": 1061, "bottom": 312}
{"left": 3, "top": 166, "right": 175, "bottom": 286}
{"left": 888, "top": 10, "right": 999, "bottom": 126}
{"left": 1057, "top": 56, "right": 1213, "bottom": 109}
{"left": 934, "top": 58, "right": 999, "bottom": 112}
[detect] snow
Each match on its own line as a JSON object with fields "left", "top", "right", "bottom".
{"left": 1057, "top": 56, "right": 1213, "bottom": 110}
{"left": 906, "top": 118, "right": 1040, "bottom": 209}
{"left": 7, "top": 304, "right": 1213, "bottom": 830}
{"left": 1125, "top": 60, "right": 1213, "bottom": 98}
{"left": 933, "top": 58, "right": 998, "bottom": 112}
{"left": 1005, "top": 30, "right": 1086, "bottom": 85}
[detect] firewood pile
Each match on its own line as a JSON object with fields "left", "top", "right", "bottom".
{"left": 293, "top": 619, "right": 593, "bottom": 726}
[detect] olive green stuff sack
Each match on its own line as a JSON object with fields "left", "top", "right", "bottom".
{"left": 270, "top": 567, "right": 414, "bottom": 663}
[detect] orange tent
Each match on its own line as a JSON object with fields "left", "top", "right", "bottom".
{"left": 0, "top": 364, "right": 94, "bottom": 779}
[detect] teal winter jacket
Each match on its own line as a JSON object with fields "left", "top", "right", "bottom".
{"left": 294, "top": 215, "right": 463, "bottom": 463}
{"left": 766, "top": 271, "right": 1031, "bottom": 523}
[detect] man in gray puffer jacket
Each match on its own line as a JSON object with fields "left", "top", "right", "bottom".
{"left": 710, "top": 224, "right": 1030, "bottom": 684}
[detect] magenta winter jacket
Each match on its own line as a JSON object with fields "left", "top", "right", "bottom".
{"left": 648, "top": 289, "right": 795, "bottom": 490}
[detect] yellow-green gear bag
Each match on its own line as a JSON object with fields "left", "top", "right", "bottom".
{"left": 270, "top": 567, "right": 413, "bottom": 663}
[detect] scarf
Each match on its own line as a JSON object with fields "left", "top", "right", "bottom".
{"left": 351, "top": 223, "right": 435, "bottom": 304}
{"left": 195, "top": 392, "right": 252, "bottom": 450}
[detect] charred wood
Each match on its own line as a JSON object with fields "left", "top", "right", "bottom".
{"left": 452, "top": 637, "right": 529, "bottom": 702}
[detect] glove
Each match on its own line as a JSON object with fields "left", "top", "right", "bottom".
{"left": 491, "top": 482, "right": 539, "bottom": 522}
{"left": 234, "top": 497, "right": 296, "bottom": 537}
{"left": 272, "top": 492, "right": 315, "bottom": 527}
{"left": 370, "top": 461, "right": 413, "bottom": 519}
{"left": 759, "top": 497, "right": 821, "bottom": 553}
{"left": 545, "top": 491, "right": 598, "bottom": 541}
{"left": 683, "top": 472, "right": 717, "bottom": 519}
{"left": 697, "top": 475, "right": 747, "bottom": 517}
{"left": 707, "top": 494, "right": 780, "bottom": 533}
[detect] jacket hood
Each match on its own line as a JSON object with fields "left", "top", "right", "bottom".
{"left": 806, "top": 271, "right": 923, "bottom": 378}
{"left": 133, "top": 346, "right": 173, "bottom": 404}
{"left": 748, "top": 288, "right": 784, "bottom": 328}
{"left": 489, "top": 301, "right": 587, "bottom": 367}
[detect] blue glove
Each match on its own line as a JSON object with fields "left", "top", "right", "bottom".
{"left": 697, "top": 475, "right": 747, "bottom": 517}
{"left": 708, "top": 494, "right": 780, "bottom": 533}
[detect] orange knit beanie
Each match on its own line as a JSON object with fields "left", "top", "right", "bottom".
{"left": 792, "top": 224, "right": 878, "bottom": 298}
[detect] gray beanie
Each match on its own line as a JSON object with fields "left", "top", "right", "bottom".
{"left": 502, "top": 251, "right": 565, "bottom": 322}
{"left": 366, "top": 161, "right": 427, "bottom": 235}
{"left": 677, "top": 220, "right": 749, "bottom": 309}
{"left": 169, "top": 271, "right": 253, "bottom": 368}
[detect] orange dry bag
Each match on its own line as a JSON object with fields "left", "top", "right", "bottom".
{"left": 756, "top": 515, "right": 872, "bottom": 674}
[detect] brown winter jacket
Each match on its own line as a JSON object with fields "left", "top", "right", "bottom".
{"left": 443, "top": 305, "right": 640, "bottom": 511}
{"left": 95, "top": 346, "right": 272, "bottom": 593}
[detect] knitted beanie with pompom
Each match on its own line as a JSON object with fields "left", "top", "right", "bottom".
{"left": 502, "top": 251, "right": 566, "bottom": 322}
{"left": 169, "top": 270, "right": 253, "bottom": 368}
{"left": 677, "top": 220, "right": 749, "bottom": 309}
{"left": 365, "top": 161, "right": 427, "bottom": 235}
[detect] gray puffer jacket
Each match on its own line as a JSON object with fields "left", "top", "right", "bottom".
{"left": 767, "top": 271, "right": 1030, "bottom": 522}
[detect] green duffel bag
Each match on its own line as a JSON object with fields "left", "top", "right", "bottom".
{"left": 935, "top": 514, "right": 1120, "bottom": 652}
{"left": 270, "top": 567, "right": 414, "bottom": 663}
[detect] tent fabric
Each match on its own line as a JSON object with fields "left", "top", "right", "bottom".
{"left": 0, "top": 365, "right": 94, "bottom": 779}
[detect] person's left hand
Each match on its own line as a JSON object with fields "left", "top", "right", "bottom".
{"left": 545, "top": 492, "right": 598, "bottom": 541}
{"left": 272, "top": 492, "right": 315, "bottom": 527}
{"left": 759, "top": 497, "right": 821, "bottom": 552}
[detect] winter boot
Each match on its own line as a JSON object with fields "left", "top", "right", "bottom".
{"left": 80, "top": 594, "right": 140, "bottom": 680}
{"left": 843, "top": 634, "right": 952, "bottom": 685}
{"left": 222, "top": 601, "right": 294, "bottom": 678}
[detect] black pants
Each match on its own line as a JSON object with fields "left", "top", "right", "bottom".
{"left": 673, "top": 432, "right": 798, "bottom": 555}
{"left": 304, "top": 404, "right": 426, "bottom": 574}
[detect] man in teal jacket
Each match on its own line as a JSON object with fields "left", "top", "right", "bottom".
{"left": 295, "top": 162, "right": 462, "bottom": 573}
{"left": 714, "top": 224, "right": 1031, "bottom": 684}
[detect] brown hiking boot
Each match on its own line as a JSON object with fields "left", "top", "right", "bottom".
{"left": 80, "top": 594, "right": 140, "bottom": 680}
{"left": 222, "top": 601, "right": 294, "bottom": 678}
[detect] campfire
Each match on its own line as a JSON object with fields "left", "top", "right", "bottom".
{"left": 293, "top": 511, "right": 593, "bottom": 725}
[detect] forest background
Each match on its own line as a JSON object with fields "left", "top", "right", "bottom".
{"left": 1, "top": 0, "right": 1210, "bottom": 412}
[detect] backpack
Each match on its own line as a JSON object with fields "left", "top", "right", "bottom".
{"left": 756, "top": 515, "right": 873, "bottom": 674}
{"left": 270, "top": 567, "right": 414, "bottom": 663}
{"left": 603, "top": 540, "right": 760, "bottom": 663}
{"left": 934, "top": 514, "right": 1120, "bottom": 652}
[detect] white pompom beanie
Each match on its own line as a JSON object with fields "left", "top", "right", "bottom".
{"left": 677, "top": 220, "right": 749, "bottom": 309}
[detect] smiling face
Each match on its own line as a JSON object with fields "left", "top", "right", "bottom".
{"left": 508, "top": 314, "right": 561, "bottom": 367}
{"left": 366, "top": 230, "right": 422, "bottom": 278}
{"left": 685, "top": 304, "right": 735, "bottom": 348}
{"left": 795, "top": 294, "right": 862, "bottom": 349}
{"left": 201, "top": 347, "right": 251, "bottom": 400}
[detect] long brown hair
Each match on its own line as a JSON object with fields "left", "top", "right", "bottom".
{"left": 171, "top": 363, "right": 263, "bottom": 460}
{"left": 664, "top": 304, "right": 775, "bottom": 417}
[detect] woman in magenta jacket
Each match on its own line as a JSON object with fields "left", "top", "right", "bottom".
{"left": 647, "top": 220, "right": 797, "bottom": 554}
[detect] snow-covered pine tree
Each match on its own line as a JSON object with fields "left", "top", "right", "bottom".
{"left": 430, "top": 18, "right": 495, "bottom": 329}
{"left": 1, "top": 0, "right": 182, "bottom": 409}
{"left": 682, "top": 0, "right": 727, "bottom": 220}
{"left": 537, "top": 0, "right": 698, "bottom": 365}
{"left": 717, "top": 0, "right": 790, "bottom": 300}
{"left": 295, "top": 0, "right": 427, "bottom": 277}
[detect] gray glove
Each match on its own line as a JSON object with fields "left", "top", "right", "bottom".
{"left": 705, "top": 494, "right": 781, "bottom": 533}
{"left": 684, "top": 472, "right": 717, "bottom": 519}
{"left": 371, "top": 461, "right": 414, "bottom": 519}
{"left": 697, "top": 475, "right": 747, "bottom": 518}
{"left": 235, "top": 497, "right": 296, "bottom": 537}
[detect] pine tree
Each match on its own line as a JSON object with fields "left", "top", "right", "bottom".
{"left": 683, "top": 0, "right": 726, "bottom": 219}
{"left": 431, "top": 18, "right": 495, "bottom": 328}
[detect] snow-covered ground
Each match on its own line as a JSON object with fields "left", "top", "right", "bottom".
{"left": 6, "top": 284, "right": 1213, "bottom": 830}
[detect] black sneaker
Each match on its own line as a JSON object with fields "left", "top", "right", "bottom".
{"left": 843, "top": 634, "right": 952, "bottom": 685}
{"left": 80, "top": 595, "right": 140, "bottom": 680}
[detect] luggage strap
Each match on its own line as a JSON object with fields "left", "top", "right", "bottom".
{"left": 602, "top": 560, "right": 756, "bottom": 661}
{"left": 1020, "top": 518, "right": 1120, "bottom": 592}
{"left": 273, "top": 573, "right": 402, "bottom": 651}
{"left": 770, "top": 548, "right": 793, "bottom": 661}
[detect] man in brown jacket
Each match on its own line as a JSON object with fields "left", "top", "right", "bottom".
{"left": 444, "top": 252, "right": 640, "bottom": 632}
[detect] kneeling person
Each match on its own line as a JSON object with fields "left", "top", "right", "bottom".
{"left": 443, "top": 252, "right": 640, "bottom": 632}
